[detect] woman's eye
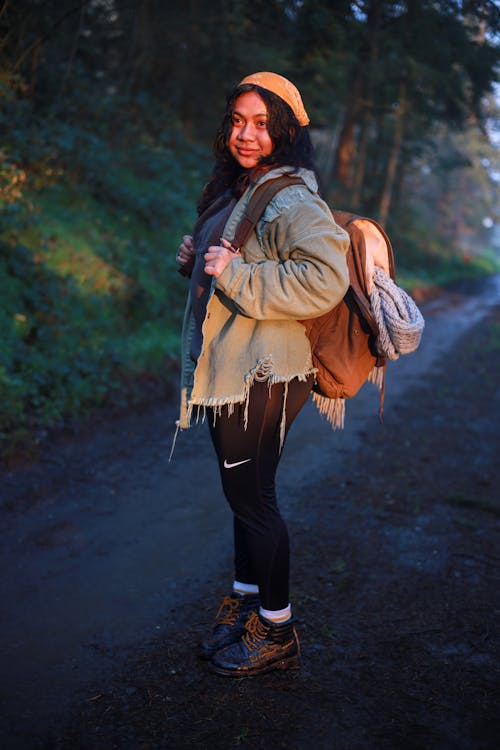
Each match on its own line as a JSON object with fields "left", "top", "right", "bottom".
{"left": 258, "top": 120, "right": 268, "bottom": 128}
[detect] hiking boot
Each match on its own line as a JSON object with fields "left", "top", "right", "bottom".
{"left": 199, "top": 592, "right": 259, "bottom": 660}
{"left": 208, "top": 611, "right": 300, "bottom": 677}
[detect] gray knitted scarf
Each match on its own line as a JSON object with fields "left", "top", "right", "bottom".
{"left": 370, "top": 267, "right": 425, "bottom": 360}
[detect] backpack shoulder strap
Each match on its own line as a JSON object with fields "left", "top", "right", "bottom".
{"left": 231, "top": 175, "right": 305, "bottom": 250}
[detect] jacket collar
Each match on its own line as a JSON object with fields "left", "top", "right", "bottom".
{"left": 251, "top": 166, "right": 318, "bottom": 194}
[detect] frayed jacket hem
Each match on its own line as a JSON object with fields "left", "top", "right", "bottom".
{"left": 179, "top": 359, "right": 316, "bottom": 452}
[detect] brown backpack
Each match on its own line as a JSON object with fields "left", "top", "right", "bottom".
{"left": 230, "top": 175, "right": 396, "bottom": 427}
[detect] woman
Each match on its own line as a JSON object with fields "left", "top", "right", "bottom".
{"left": 176, "top": 72, "right": 350, "bottom": 677}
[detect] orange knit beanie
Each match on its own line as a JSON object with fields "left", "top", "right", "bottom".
{"left": 238, "top": 72, "right": 310, "bottom": 126}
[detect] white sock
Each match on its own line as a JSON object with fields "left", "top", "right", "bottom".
{"left": 233, "top": 580, "right": 259, "bottom": 596}
{"left": 259, "top": 604, "right": 292, "bottom": 623}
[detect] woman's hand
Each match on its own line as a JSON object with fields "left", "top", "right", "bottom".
{"left": 177, "top": 235, "right": 195, "bottom": 275}
{"left": 204, "top": 239, "right": 241, "bottom": 279}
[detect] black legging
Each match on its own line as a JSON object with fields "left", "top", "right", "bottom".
{"left": 208, "top": 376, "right": 313, "bottom": 611}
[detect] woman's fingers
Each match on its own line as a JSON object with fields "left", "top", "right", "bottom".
{"left": 204, "top": 245, "right": 239, "bottom": 278}
{"left": 176, "top": 236, "right": 239, "bottom": 277}
{"left": 183, "top": 234, "right": 194, "bottom": 251}
{"left": 177, "top": 234, "right": 194, "bottom": 265}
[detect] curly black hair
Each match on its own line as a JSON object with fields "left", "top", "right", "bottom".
{"left": 197, "top": 83, "right": 316, "bottom": 215}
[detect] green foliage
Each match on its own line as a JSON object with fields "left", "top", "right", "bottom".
{"left": 487, "top": 322, "right": 500, "bottom": 355}
{"left": 0, "top": 238, "right": 115, "bottom": 448}
{"left": 0, "top": 96, "right": 210, "bottom": 459}
{"left": 391, "top": 207, "right": 500, "bottom": 290}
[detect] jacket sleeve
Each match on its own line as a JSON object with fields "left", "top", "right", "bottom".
{"left": 215, "top": 197, "right": 350, "bottom": 320}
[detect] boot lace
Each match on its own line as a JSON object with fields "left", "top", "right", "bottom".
{"left": 215, "top": 595, "right": 241, "bottom": 626}
{"left": 241, "top": 611, "right": 269, "bottom": 651}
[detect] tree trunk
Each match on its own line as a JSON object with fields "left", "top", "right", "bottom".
{"left": 352, "top": 0, "right": 381, "bottom": 209}
{"left": 54, "top": 1, "right": 86, "bottom": 109}
{"left": 379, "top": 80, "right": 406, "bottom": 225}
{"left": 351, "top": 104, "right": 371, "bottom": 208}
{"left": 334, "top": 0, "right": 381, "bottom": 204}
{"left": 333, "top": 95, "right": 360, "bottom": 190}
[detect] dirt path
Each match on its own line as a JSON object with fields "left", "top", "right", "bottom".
{"left": 1, "top": 277, "right": 499, "bottom": 750}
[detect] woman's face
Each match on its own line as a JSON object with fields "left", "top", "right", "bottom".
{"left": 228, "top": 91, "right": 274, "bottom": 169}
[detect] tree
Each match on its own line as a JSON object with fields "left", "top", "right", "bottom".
{"left": 311, "top": 0, "right": 500, "bottom": 223}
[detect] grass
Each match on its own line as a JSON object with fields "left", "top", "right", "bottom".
{"left": 397, "top": 248, "right": 500, "bottom": 294}
{"left": 0, "top": 129, "right": 207, "bottom": 460}
{"left": 485, "top": 322, "right": 500, "bottom": 353}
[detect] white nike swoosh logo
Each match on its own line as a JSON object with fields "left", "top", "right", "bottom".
{"left": 223, "top": 458, "right": 252, "bottom": 469}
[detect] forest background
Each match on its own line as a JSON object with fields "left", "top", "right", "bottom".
{"left": 1, "top": 0, "right": 499, "bottom": 462}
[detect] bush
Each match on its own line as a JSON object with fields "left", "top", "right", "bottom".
{"left": 0, "top": 95, "right": 211, "bottom": 459}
